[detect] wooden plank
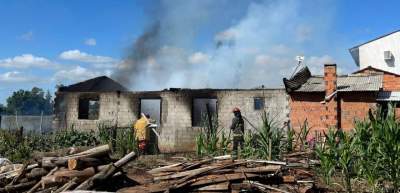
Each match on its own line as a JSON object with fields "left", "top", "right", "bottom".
{"left": 190, "top": 173, "right": 258, "bottom": 187}
{"left": 195, "top": 182, "right": 230, "bottom": 191}
{"left": 147, "top": 163, "right": 183, "bottom": 174}
{"left": 154, "top": 166, "right": 217, "bottom": 181}
{"left": 233, "top": 165, "right": 281, "bottom": 173}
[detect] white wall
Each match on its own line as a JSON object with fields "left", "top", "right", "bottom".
{"left": 358, "top": 32, "right": 400, "bottom": 74}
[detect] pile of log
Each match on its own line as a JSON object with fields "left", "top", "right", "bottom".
{"left": 1, "top": 147, "right": 317, "bottom": 193}
{"left": 119, "top": 155, "right": 316, "bottom": 193}
{"left": 0, "top": 144, "right": 137, "bottom": 193}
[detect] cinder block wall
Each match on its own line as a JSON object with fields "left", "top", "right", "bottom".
{"left": 157, "top": 89, "right": 289, "bottom": 153}
{"left": 55, "top": 92, "right": 137, "bottom": 131}
{"left": 217, "top": 90, "right": 289, "bottom": 133}
{"left": 55, "top": 89, "right": 289, "bottom": 153}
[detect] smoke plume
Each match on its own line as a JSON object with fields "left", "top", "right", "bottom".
{"left": 113, "top": 0, "right": 342, "bottom": 90}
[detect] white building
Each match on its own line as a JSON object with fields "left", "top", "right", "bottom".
{"left": 349, "top": 30, "right": 400, "bottom": 74}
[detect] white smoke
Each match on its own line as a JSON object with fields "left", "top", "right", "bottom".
{"left": 113, "top": 0, "right": 339, "bottom": 90}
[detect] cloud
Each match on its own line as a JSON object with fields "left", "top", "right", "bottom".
{"left": 0, "top": 71, "right": 39, "bottom": 83}
{"left": 84, "top": 38, "right": 97, "bottom": 46}
{"left": 59, "top": 50, "right": 116, "bottom": 64}
{"left": 52, "top": 66, "right": 104, "bottom": 83}
{"left": 306, "top": 55, "right": 334, "bottom": 73}
{"left": 18, "top": 31, "right": 33, "bottom": 41}
{"left": 188, "top": 52, "right": 209, "bottom": 64}
{"left": 0, "top": 54, "right": 56, "bottom": 69}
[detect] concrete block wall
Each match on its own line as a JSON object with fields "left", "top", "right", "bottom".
{"left": 55, "top": 89, "right": 289, "bottom": 153}
{"left": 157, "top": 89, "right": 289, "bottom": 153}
{"left": 56, "top": 92, "right": 137, "bottom": 131}
{"left": 217, "top": 90, "right": 289, "bottom": 133}
{"left": 158, "top": 91, "right": 194, "bottom": 152}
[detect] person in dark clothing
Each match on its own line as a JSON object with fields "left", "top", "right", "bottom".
{"left": 230, "top": 107, "right": 244, "bottom": 159}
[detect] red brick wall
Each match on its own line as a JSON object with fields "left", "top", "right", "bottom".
{"left": 382, "top": 74, "right": 400, "bottom": 91}
{"left": 324, "top": 64, "right": 338, "bottom": 128}
{"left": 289, "top": 92, "right": 326, "bottom": 133}
{"left": 339, "top": 92, "right": 377, "bottom": 131}
{"left": 355, "top": 67, "right": 400, "bottom": 91}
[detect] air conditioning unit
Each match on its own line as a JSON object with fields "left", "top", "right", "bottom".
{"left": 384, "top": 51, "right": 393, "bottom": 60}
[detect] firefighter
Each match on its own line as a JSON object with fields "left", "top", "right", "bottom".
{"left": 134, "top": 113, "right": 150, "bottom": 155}
{"left": 230, "top": 107, "right": 244, "bottom": 159}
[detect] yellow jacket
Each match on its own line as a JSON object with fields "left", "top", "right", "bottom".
{"left": 134, "top": 114, "right": 150, "bottom": 141}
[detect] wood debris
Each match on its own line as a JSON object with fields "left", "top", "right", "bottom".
{"left": 1, "top": 147, "right": 316, "bottom": 193}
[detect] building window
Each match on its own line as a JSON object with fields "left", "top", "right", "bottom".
{"left": 78, "top": 96, "right": 100, "bottom": 120}
{"left": 140, "top": 99, "right": 161, "bottom": 124}
{"left": 192, "top": 98, "right": 217, "bottom": 127}
{"left": 254, "top": 97, "right": 264, "bottom": 110}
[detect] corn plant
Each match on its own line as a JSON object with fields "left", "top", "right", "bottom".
{"left": 285, "top": 124, "right": 295, "bottom": 152}
{"left": 295, "top": 120, "right": 311, "bottom": 151}
{"left": 253, "top": 111, "right": 284, "bottom": 160}
{"left": 195, "top": 112, "right": 222, "bottom": 156}
{"left": 241, "top": 132, "right": 258, "bottom": 158}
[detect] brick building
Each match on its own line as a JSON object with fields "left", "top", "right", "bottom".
{"left": 287, "top": 30, "right": 400, "bottom": 133}
{"left": 53, "top": 76, "right": 289, "bottom": 153}
{"left": 286, "top": 64, "right": 382, "bottom": 132}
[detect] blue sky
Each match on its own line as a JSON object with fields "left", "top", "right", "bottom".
{"left": 0, "top": 0, "right": 399, "bottom": 104}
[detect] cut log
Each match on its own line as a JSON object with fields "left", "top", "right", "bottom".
{"left": 66, "top": 144, "right": 111, "bottom": 158}
{"left": 0, "top": 163, "right": 38, "bottom": 180}
{"left": 53, "top": 177, "right": 81, "bottom": 193}
{"left": 42, "top": 145, "right": 111, "bottom": 168}
{"left": 41, "top": 175, "right": 69, "bottom": 189}
{"left": 68, "top": 158, "right": 104, "bottom": 170}
{"left": 33, "top": 146, "right": 91, "bottom": 159}
{"left": 9, "top": 163, "right": 28, "bottom": 185}
{"left": 26, "top": 168, "right": 49, "bottom": 179}
{"left": 0, "top": 180, "right": 37, "bottom": 193}
{"left": 75, "top": 151, "right": 136, "bottom": 190}
{"left": 27, "top": 167, "right": 58, "bottom": 193}
{"left": 54, "top": 167, "right": 96, "bottom": 179}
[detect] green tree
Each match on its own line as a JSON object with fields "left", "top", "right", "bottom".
{"left": 6, "top": 87, "right": 53, "bottom": 115}
{"left": 0, "top": 103, "right": 7, "bottom": 115}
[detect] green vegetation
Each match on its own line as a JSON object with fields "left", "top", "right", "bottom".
{"left": 316, "top": 104, "right": 400, "bottom": 192}
{"left": 196, "top": 110, "right": 293, "bottom": 160}
{"left": 195, "top": 113, "right": 229, "bottom": 156}
{"left": 1, "top": 87, "right": 53, "bottom": 115}
{"left": 0, "top": 126, "right": 137, "bottom": 162}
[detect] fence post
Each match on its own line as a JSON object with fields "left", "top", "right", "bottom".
{"left": 40, "top": 111, "right": 43, "bottom": 134}
{"left": 15, "top": 110, "right": 19, "bottom": 130}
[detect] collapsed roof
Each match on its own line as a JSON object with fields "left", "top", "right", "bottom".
{"left": 58, "top": 76, "right": 128, "bottom": 92}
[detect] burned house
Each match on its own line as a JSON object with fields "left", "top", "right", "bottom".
{"left": 53, "top": 76, "right": 289, "bottom": 153}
